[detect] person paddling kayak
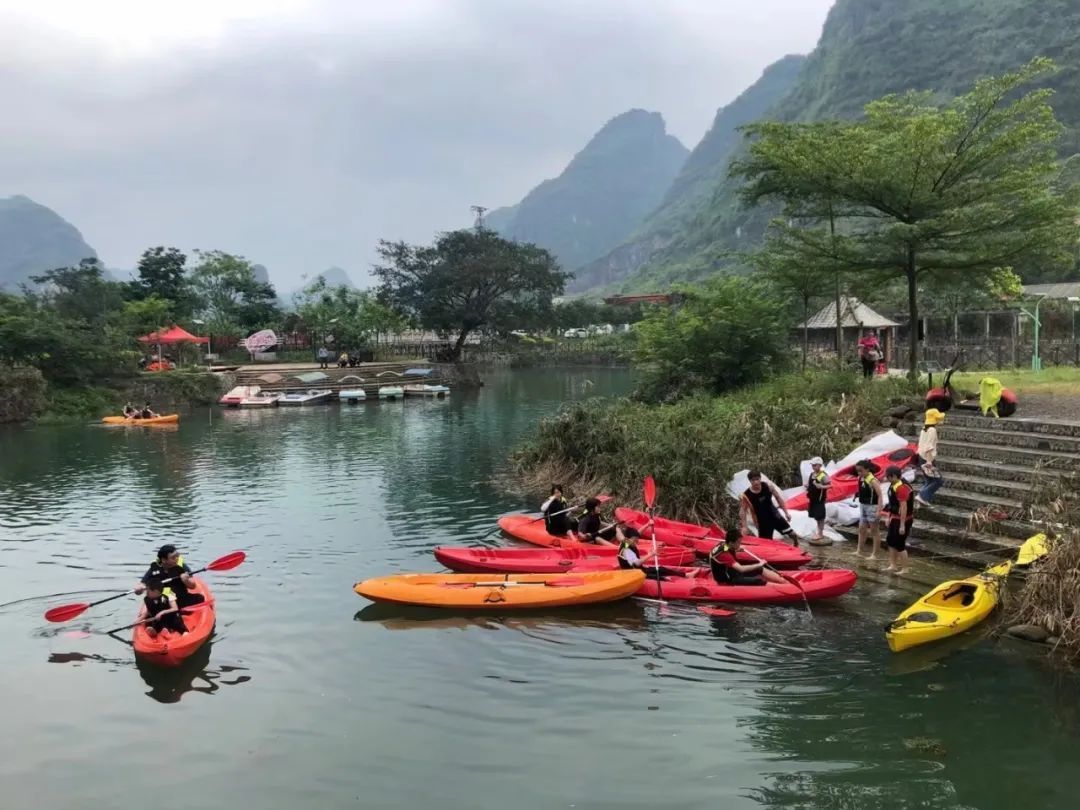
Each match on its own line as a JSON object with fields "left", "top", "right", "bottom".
{"left": 135, "top": 544, "right": 206, "bottom": 609}
{"left": 617, "top": 528, "right": 696, "bottom": 579}
{"left": 883, "top": 465, "right": 914, "bottom": 575}
{"left": 540, "top": 485, "right": 576, "bottom": 536}
{"left": 706, "top": 529, "right": 785, "bottom": 586}
{"left": 740, "top": 471, "right": 801, "bottom": 546}
{"left": 806, "top": 457, "right": 832, "bottom": 544}
{"left": 136, "top": 580, "right": 186, "bottom": 638}
{"left": 122, "top": 402, "right": 138, "bottom": 419}
{"left": 575, "top": 497, "right": 617, "bottom": 545}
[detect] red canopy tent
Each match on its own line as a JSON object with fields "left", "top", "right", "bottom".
{"left": 138, "top": 325, "right": 210, "bottom": 370}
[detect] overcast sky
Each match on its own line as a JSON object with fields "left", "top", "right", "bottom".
{"left": 0, "top": 0, "right": 833, "bottom": 289}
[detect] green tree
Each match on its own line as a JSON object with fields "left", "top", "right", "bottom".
{"left": 734, "top": 59, "right": 1080, "bottom": 379}
{"left": 749, "top": 246, "right": 827, "bottom": 372}
{"left": 374, "top": 228, "right": 568, "bottom": 360}
{"left": 109, "top": 295, "right": 174, "bottom": 340}
{"left": 189, "top": 250, "right": 280, "bottom": 336}
{"left": 634, "top": 276, "right": 791, "bottom": 401}
{"left": 132, "top": 247, "right": 193, "bottom": 317}
{"left": 296, "top": 277, "right": 406, "bottom": 349}
{"left": 30, "top": 258, "right": 125, "bottom": 329}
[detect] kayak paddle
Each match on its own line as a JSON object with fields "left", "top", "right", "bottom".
{"left": 644, "top": 476, "right": 662, "bottom": 602}
{"left": 43, "top": 550, "right": 246, "bottom": 623}
{"left": 699, "top": 606, "right": 736, "bottom": 619}
{"left": 738, "top": 541, "right": 812, "bottom": 618}
{"left": 105, "top": 600, "right": 213, "bottom": 635}
{"left": 439, "top": 578, "right": 588, "bottom": 588}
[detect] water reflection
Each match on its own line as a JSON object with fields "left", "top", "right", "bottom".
{"left": 136, "top": 642, "right": 252, "bottom": 703}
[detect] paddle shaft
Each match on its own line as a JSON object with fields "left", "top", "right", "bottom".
{"left": 106, "top": 602, "right": 210, "bottom": 635}
{"left": 743, "top": 548, "right": 812, "bottom": 617}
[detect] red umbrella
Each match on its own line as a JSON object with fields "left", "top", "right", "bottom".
{"left": 138, "top": 325, "right": 210, "bottom": 369}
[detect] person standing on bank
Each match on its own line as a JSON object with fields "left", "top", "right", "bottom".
{"left": 858, "top": 329, "right": 882, "bottom": 380}
{"left": 916, "top": 408, "right": 946, "bottom": 506}
{"left": 854, "top": 459, "right": 883, "bottom": 558}
{"left": 317, "top": 346, "right": 330, "bottom": 369}
{"left": 884, "top": 465, "right": 915, "bottom": 575}
{"left": 806, "top": 457, "right": 832, "bottom": 544}
{"left": 740, "top": 471, "right": 802, "bottom": 546}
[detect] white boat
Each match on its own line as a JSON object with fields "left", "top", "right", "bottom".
{"left": 404, "top": 383, "right": 449, "bottom": 398}
{"left": 378, "top": 386, "right": 404, "bottom": 400}
{"left": 239, "top": 390, "right": 281, "bottom": 408}
{"left": 278, "top": 389, "right": 333, "bottom": 406}
{"left": 219, "top": 385, "right": 260, "bottom": 407}
{"left": 339, "top": 375, "right": 368, "bottom": 404}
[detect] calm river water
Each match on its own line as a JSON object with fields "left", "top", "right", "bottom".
{"left": 2, "top": 368, "right": 1079, "bottom": 810}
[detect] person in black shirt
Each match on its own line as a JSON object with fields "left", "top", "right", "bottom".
{"left": 136, "top": 580, "right": 186, "bottom": 637}
{"left": 575, "top": 497, "right": 617, "bottom": 545}
{"left": 540, "top": 485, "right": 577, "bottom": 536}
{"left": 806, "top": 457, "right": 832, "bottom": 544}
{"left": 706, "top": 529, "right": 784, "bottom": 586}
{"left": 135, "top": 544, "right": 205, "bottom": 608}
{"left": 740, "top": 471, "right": 801, "bottom": 546}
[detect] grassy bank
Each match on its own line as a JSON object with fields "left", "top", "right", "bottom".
{"left": 514, "top": 371, "right": 916, "bottom": 523}
{"left": 31, "top": 371, "right": 226, "bottom": 424}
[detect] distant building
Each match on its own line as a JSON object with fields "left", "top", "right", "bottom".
{"left": 797, "top": 296, "right": 900, "bottom": 361}
{"left": 603, "top": 293, "right": 680, "bottom": 307}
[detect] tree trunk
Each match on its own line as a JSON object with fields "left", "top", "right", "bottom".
{"left": 828, "top": 201, "right": 842, "bottom": 368}
{"left": 451, "top": 327, "right": 471, "bottom": 361}
{"left": 906, "top": 246, "right": 919, "bottom": 383}
{"left": 802, "top": 294, "right": 810, "bottom": 373}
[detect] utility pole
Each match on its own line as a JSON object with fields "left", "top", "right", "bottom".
{"left": 470, "top": 205, "right": 487, "bottom": 231}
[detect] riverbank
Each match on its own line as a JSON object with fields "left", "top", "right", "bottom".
{"left": 513, "top": 371, "right": 915, "bottom": 523}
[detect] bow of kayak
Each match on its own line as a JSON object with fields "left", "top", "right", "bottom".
{"left": 354, "top": 570, "right": 646, "bottom": 609}
{"left": 132, "top": 579, "right": 215, "bottom": 666}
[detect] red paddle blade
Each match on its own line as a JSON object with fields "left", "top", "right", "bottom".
{"left": 206, "top": 550, "right": 246, "bottom": 571}
{"left": 44, "top": 603, "right": 90, "bottom": 623}
{"left": 596, "top": 494, "right": 613, "bottom": 503}
{"left": 643, "top": 476, "right": 657, "bottom": 508}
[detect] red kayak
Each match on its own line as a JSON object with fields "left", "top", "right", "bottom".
{"left": 434, "top": 545, "right": 695, "bottom": 574}
{"left": 785, "top": 445, "right": 918, "bottom": 511}
{"left": 613, "top": 508, "right": 811, "bottom": 569}
{"left": 636, "top": 568, "right": 857, "bottom": 604}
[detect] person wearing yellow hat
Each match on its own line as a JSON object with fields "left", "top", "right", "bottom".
{"left": 916, "top": 408, "right": 946, "bottom": 506}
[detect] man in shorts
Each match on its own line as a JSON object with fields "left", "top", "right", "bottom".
{"left": 883, "top": 465, "right": 914, "bottom": 575}
{"left": 855, "top": 459, "right": 883, "bottom": 558}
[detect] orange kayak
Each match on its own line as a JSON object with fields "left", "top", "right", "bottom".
{"left": 496, "top": 514, "right": 579, "bottom": 547}
{"left": 354, "top": 570, "right": 645, "bottom": 609}
{"left": 132, "top": 579, "right": 215, "bottom": 666}
{"left": 102, "top": 414, "right": 180, "bottom": 426}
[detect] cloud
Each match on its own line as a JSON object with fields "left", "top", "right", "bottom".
{"left": 0, "top": 0, "right": 832, "bottom": 288}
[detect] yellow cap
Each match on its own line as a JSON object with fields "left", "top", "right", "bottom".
{"left": 924, "top": 408, "right": 946, "bottom": 426}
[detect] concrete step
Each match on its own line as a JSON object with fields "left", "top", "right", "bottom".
{"left": 922, "top": 412, "right": 1080, "bottom": 439}
{"left": 932, "top": 488, "right": 1025, "bottom": 514}
{"left": 834, "top": 522, "right": 1022, "bottom": 569}
{"left": 926, "top": 470, "right": 1035, "bottom": 499}
{"left": 934, "top": 439, "right": 1080, "bottom": 470}
{"left": 920, "top": 424, "right": 1080, "bottom": 453}
{"left": 934, "top": 456, "right": 1076, "bottom": 483}
{"left": 909, "top": 501, "right": 1033, "bottom": 539}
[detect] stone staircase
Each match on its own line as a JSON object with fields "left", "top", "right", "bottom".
{"left": 836, "top": 412, "right": 1080, "bottom": 569}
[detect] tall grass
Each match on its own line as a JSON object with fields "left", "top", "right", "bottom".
{"left": 514, "top": 371, "right": 915, "bottom": 523}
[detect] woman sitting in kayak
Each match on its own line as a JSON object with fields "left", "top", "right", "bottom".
{"left": 617, "top": 528, "right": 698, "bottom": 579}
{"left": 540, "top": 485, "right": 577, "bottom": 536}
{"left": 706, "top": 530, "right": 785, "bottom": 586}
{"left": 122, "top": 402, "right": 138, "bottom": 419}
{"left": 575, "top": 497, "right": 617, "bottom": 545}
{"left": 139, "top": 402, "right": 158, "bottom": 419}
{"left": 136, "top": 580, "right": 186, "bottom": 637}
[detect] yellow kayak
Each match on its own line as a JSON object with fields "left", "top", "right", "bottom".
{"left": 885, "top": 561, "right": 1012, "bottom": 653}
{"left": 102, "top": 414, "right": 180, "bottom": 426}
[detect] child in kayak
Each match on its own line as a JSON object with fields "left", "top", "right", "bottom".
{"left": 135, "top": 544, "right": 205, "bottom": 609}
{"left": 136, "top": 580, "right": 186, "bottom": 637}
{"left": 740, "top": 471, "right": 801, "bottom": 546}
{"left": 617, "top": 528, "right": 696, "bottom": 579}
{"left": 575, "top": 497, "right": 617, "bottom": 545}
{"left": 540, "top": 485, "right": 576, "bottom": 536}
{"left": 883, "top": 465, "right": 914, "bottom": 575}
{"left": 706, "top": 529, "right": 785, "bottom": 586}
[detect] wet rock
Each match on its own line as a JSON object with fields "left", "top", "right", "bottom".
{"left": 889, "top": 405, "right": 912, "bottom": 418}
{"left": 1005, "top": 624, "right": 1050, "bottom": 643}
{"left": 880, "top": 416, "right": 900, "bottom": 428}
{"left": 903, "top": 737, "right": 947, "bottom": 757}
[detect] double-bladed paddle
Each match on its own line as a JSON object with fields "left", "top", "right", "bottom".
{"left": 104, "top": 600, "right": 214, "bottom": 635}
{"left": 43, "top": 550, "right": 246, "bottom": 623}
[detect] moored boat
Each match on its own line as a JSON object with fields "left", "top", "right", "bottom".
{"left": 132, "top": 579, "right": 216, "bottom": 666}
{"left": 278, "top": 389, "right": 333, "bottom": 406}
{"left": 340, "top": 389, "right": 368, "bottom": 404}
{"left": 353, "top": 570, "right": 645, "bottom": 609}
{"left": 378, "top": 386, "right": 404, "bottom": 400}
{"left": 219, "top": 385, "right": 260, "bottom": 407}
{"left": 885, "top": 562, "right": 1011, "bottom": 653}
{"left": 404, "top": 383, "right": 450, "bottom": 398}
{"left": 239, "top": 390, "right": 281, "bottom": 408}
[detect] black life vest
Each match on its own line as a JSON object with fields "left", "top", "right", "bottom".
{"left": 617, "top": 541, "right": 637, "bottom": 570}
{"left": 743, "top": 486, "right": 775, "bottom": 520}
{"left": 544, "top": 498, "right": 570, "bottom": 535}
{"left": 887, "top": 480, "right": 915, "bottom": 522}
{"left": 143, "top": 592, "right": 172, "bottom": 618}
{"left": 709, "top": 541, "right": 734, "bottom": 583}
{"left": 807, "top": 470, "right": 829, "bottom": 506}
{"left": 857, "top": 473, "right": 880, "bottom": 505}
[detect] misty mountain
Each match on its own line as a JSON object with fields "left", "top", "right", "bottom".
{"left": 0, "top": 195, "right": 98, "bottom": 291}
